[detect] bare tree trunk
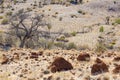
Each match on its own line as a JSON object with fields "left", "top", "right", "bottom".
{"left": 19, "top": 38, "right": 26, "bottom": 48}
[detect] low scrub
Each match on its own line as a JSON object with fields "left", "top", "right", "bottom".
{"left": 1, "top": 18, "right": 8, "bottom": 25}
{"left": 115, "top": 18, "right": 120, "bottom": 24}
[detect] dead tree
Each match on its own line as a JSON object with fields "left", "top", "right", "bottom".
{"left": 9, "top": 10, "right": 46, "bottom": 48}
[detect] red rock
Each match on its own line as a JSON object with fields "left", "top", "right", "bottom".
{"left": 91, "top": 58, "right": 108, "bottom": 75}
{"left": 113, "top": 56, "right": 120, "bottom": 61}
{"left": 95, "top": 58, "right": 103, "bottom": 63}
{"left": 13, "top": 53, "right": 19, "bottom": 60}
{"left": 30, "top": 52, "right": 38, "bottom": 58}
{"left": 49, "top": 57, "right": 73, "bottom": 73}
{"left": 1, "top": 54, "right": 9, "bottom": 64}
{"left": 113, "top": 65, "right": 120, "bottom": 74}
{"left": 77, "top": 53, "right": 90, "bottom": 61}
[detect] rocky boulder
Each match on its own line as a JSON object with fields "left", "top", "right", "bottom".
{"left": 91, "top": 58, "right": 108, "bottom": 75}
{"left": 49, "top": 57, "right": 73, "bottom": 73}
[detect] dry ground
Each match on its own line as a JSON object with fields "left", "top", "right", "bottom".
{"left": 0, "top": 48, "right": 120, "bottom": 80}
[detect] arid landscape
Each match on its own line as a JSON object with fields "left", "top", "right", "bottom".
{"left": 0, "top": 0, "right": 120, "bottom": 80}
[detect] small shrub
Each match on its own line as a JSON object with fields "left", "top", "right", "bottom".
{"left": 47, "top": 24, "right": 52, "bottom": 30}
{"left": 56, "top": 36, "right": 65, "bottom": 41}
{"left": 0, "top": 30, "right": 4, "bottom": 33}
{"left": 59, "top": 17, "right": 63, "bottom": 21}
{"left": 46, "top": 41, "right": 54, "bottom": 49}
{"left": 99, "top": 26, "right": 104, "bottom": 32}
{"left": 78, "top": 44, "right": 90, "bottom": 50}
{"left": 11, "top": 8, "right": 15, "bottom": 11}
{"left": 0, "top": 16, "right": 3, "bottom": 19}
{"left": 67, "top": 42, "right": 77, "bottom": 50}
{"left": 78, "top": 10, "right": 83, "bottom": 14}
{"left": 71, "top": 14, "right": 77, "bottom": 18}
{"left": 1, "top": 18, "right": 8, "bottom": 25}
{"left": 0, "top": 33, "right": 4, "bottom": 43}
{"left": 0, "top": 10, "right": 4, "bottom": 13}
{"left": 112, "top": 22, "right": 115, "bottom": 25}
{"left": 14, "top": 0, "right": 17, "bottom": 4}
{"left": 27, "top": 8, "right": 32, "bottom": 12}
{"left": 95, "top": 43, "right": 106, "bottom": 52}
{"left": 71, "top": 31, "right": 77, "bottom": 36}
{"left": 49, "top": 9, "right": 51, "bottom": 11}
{"left": 54, "top": 42, "right": 67, "bottom": 49}
{"left": 115, "top": 18, "right": 120, "bottom": 24}
{"left": 78, "top": 10, "right": 86, "bottom": 15}
{"left": 55, "top": 12, "right": 58, "bottom": 15}
{"left": 6, "top": 11, "right": 12, "bottom": 16}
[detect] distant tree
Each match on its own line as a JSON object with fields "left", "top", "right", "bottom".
{"left": 9, "top": 9, "right": 46, "bottom": 48}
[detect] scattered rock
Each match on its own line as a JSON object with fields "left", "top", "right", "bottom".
{"left": 49, "top": 57, "right": 73, "bottom": 73}
{"left": 113, "top": 56, "right": 120, "bottom": 61}
{"left": 113, "top": 65, "right": 120, "bottom": 74}
{"left": 30, "top": 52, "right": 39, "bottom": 58}
{"left": 77, "top": 53, "right": 90, "bottom": 61}
{"left": 91, "top": 58, "right": 108, "bottom": 75}
{"left": 0, "top": 54, "right": 9, "bottom": 64}
{"left": 13, "top": 53, "right": 19, "bottom": 60}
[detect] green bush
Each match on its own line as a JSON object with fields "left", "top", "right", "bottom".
{"left": 71, "top": 31, "right": 77, "bottom": 36}
{"left": 115, "top": 19, "right": 120, "bottom": 24}
{"left": 54, "top": 42, "right": 67, "bottom": 49}
{"left": 14, "top": 0, "right": 17, "bottom": 4}
{"left": 1, "top": 18, "right": 8, "bottom": 25}
{"left": 99, "top": 26, "right": 104, "bottom": 32}
{"left": 0, "top": 16, "right": 3, "bottom": 19}
{"left": 67, "top": 42, "right": 77, "bottom": 50}
{"left": 27, "top": 8, "right": 32, "bottom": 12}
{"left": 6, "top": 11, "right": 12, "bottom": 16}
{"left": 78, "top": 10, "right": 86, "bottom": 15}
{"left": 56, "top": 36, "right": 65, "bottom": 41}
{"left": 95, "top": 43, "right": 106, "bottom": 52}
{"left": 78, "top": 10, "right": 83, "bottom": 13}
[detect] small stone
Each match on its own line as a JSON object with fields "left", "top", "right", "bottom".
{"left": 113, "top": 65, "right": 120, "bottom": 74}
{"left": 77, "top": 53, "right": 90, "bottom": 61}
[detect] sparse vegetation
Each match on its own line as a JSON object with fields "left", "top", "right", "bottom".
{"left": 0, "top": 16, "right": 3, "bottom": 19}
{"left": 95, "top": 42, "right": 107, "bottom": 52}
{"left": 26, "top": 8, "right": 32, "bottom": 12}
{"left": 115, "top": 18, "right": 120, "bottom": 24}
{"left": 99, "top": 26, "right": 104, "bottom": 32}
{"left": 71, "top": 14, "right": 77, "bottom": 18}
{"left": 71, "top": 31, "right": 77, "bottom": 36}
{"left": 6, "top": 11, "right": 12, "bottom": 16}
{"left": 54, "top": 42, "right": 67, "bottom": 49}
{"left": 1, "top": 18, "right": 8, "bottom": 25}
{"left": 67, "top": 42, "right": 77, "bottom": 50}
{"left": 78, "top": 10, "right": 86, "bottom": 15}
{"left": 78, "top": 44, "right": 90, "bottom": 50}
